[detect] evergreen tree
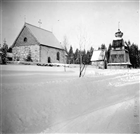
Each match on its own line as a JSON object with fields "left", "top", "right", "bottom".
{"left": 74, "top": 48, "right": 79, "bottom": 64}
{"left": 62, "top": 35, "right": 69, "bottom": 64}
{"left": 125, "top": 41, "right": 139, "bottom": 68}
{"left": 89, "top": 47, "right": 94, "bottom": 60}
{"left": 129, "top": 43, "right": 139, "bottom": 68}
{"left": 7, "top": 47, "right": 12, "bottom": 53}
{"left": 26, "top": 50, "right": 32, "bottom": 62}
{"left": 138, "top": 50, "right": 140, "bottom": 68}
{"left": 68, "top": 46, "right": 74, "bottom": 64}
{"left": 86, "top": 50, "right": 91, "bottom": 64}
{"left": 1, "top": 40, "right": 8, "bottom": 64}
{"left": 81, "top": 49, "right": 86, "bottom": 64}
{"left": 107, "top": 43, "right": 112, "bottom": 63}
{"left": 101, "top": 44, "right": 106, "bottom": 50}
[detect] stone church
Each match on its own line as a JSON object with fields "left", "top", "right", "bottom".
{"left": 12, "top": 23, "right": 66, "bottom": 63}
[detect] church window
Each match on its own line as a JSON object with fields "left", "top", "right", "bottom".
{"left": 57, "top": 52, "right": 60, "bottom": 61}
{"left": 24, "top": 37, "right": 27, "bottom": 42}
{"left": 48, "top": 57, "right": 51, "bottom": 63}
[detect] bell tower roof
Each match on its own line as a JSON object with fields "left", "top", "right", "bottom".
{"left": 115, "top": 29, "right": 123, "bottom": 38}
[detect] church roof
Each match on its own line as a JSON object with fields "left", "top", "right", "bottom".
{"left": 25, "top": 23, "right": 63, "bottom": 49}
{"left": 12, "top": 23, "right": 63, "bottom": 50}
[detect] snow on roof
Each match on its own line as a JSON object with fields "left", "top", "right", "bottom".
{"left": 25, "top": 23, "right": 63, "bottom": 49}
{"left": 90, "top": 50, "right": 105, "bottom": 61}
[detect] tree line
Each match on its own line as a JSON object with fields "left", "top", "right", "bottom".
{"left": 125, "top": 41, "right": 140, "bottom": 68}
{"left": 65, "top": 41, "right": 140, "bottom": 68}
{"left": 0, "top": 42, "right": 9, "bottom": 64}
{"left": 66, "top": 46, "right": 94, "bottom": 65}
{"left": 0, "top": 39, "right": 140, "bottom": 68}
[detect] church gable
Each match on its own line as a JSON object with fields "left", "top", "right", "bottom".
{"left": 13, "top": 26, "right": 39, "bottom": 47}
{"left": 12, "top": 25, "right": 40, "bottom": 62}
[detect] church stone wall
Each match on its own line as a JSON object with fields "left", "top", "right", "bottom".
{"left": 12, "top": 45, "right": 66, "bottom": 63}
{"left": 40, "top": 45, "right": 66, "bottom": 63}
{"left": 12, "top": 45, "right": 40, "bottom": 62}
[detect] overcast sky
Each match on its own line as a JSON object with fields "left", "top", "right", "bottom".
{"left": 1, "top": 0, "right": 139, "bottom": 50}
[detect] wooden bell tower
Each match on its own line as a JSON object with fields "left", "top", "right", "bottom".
{"left": 107, "top": 28, "right": 131, "bottom": 69}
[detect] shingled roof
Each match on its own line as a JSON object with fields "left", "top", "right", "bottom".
{"left": 25, "top": 23, "right": 63, "bottom": 49}
{"left": 12, "top": 23, "right": 63, "bottom": 50}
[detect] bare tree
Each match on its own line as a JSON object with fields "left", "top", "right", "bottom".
{"left": 62, "top": 35, "right": 69, "bottom": 71}
{"left": 75, "top": 26, "right": 91, "bottom": 77}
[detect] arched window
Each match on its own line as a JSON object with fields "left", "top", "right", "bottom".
{"left": 57, "top": 52, "right": 60, "bottom": 61}
{"left": 48, "top": 57, "right": 51, "bottom": 63}
{"left": 23, "top": 37, "right": 27, "bottom": 42}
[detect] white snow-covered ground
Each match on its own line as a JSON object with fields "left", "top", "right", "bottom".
{"left": 0, "top": 65, "right": 139, "bottom": 134}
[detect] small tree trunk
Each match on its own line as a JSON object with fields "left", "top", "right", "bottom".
{"left": 64, "top": 65, "right": 66, "bottom": 72}
{"left": 79, "top": 64, "right": 82, "bottom": 77}
{"left": 79, "top": 52, "right": 82, "bottom": 77}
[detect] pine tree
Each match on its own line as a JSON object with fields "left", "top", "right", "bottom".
{"left": 101, "top": 44, "right": 106, "bottom": 50}
{"left": 82, "top": 49, "right": 86, "bottom": 64}
{"left": 74, "top": 48, "right": 79, "bottom": 64}
{"left": 125, "top": 41, "right": 139, "bottom": 68}
{"left": 89, "top": 46, "right": 94, "bottom": 58}
{"left": 138, "top": 50, "right": 140, "bottom": 68}
{"left": 62, "top": 35, "right": 69, "bottom": 64}
{"left": 68, "top": 46, "right": 74, "bottom": 64}
{"left": 129, "top": 43, "right": 139, "bottom": 68}
{"left": 1, "top": 40, "right": 8, "bottom": 64}
{"left": 26, "top": 50, "right": 32, "bottom": 62}
{"left": 86, "top": 50, "right": 92, "bottom": 64}
{"left": 107, "top": 43, "right": 112, "bottom": 63}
